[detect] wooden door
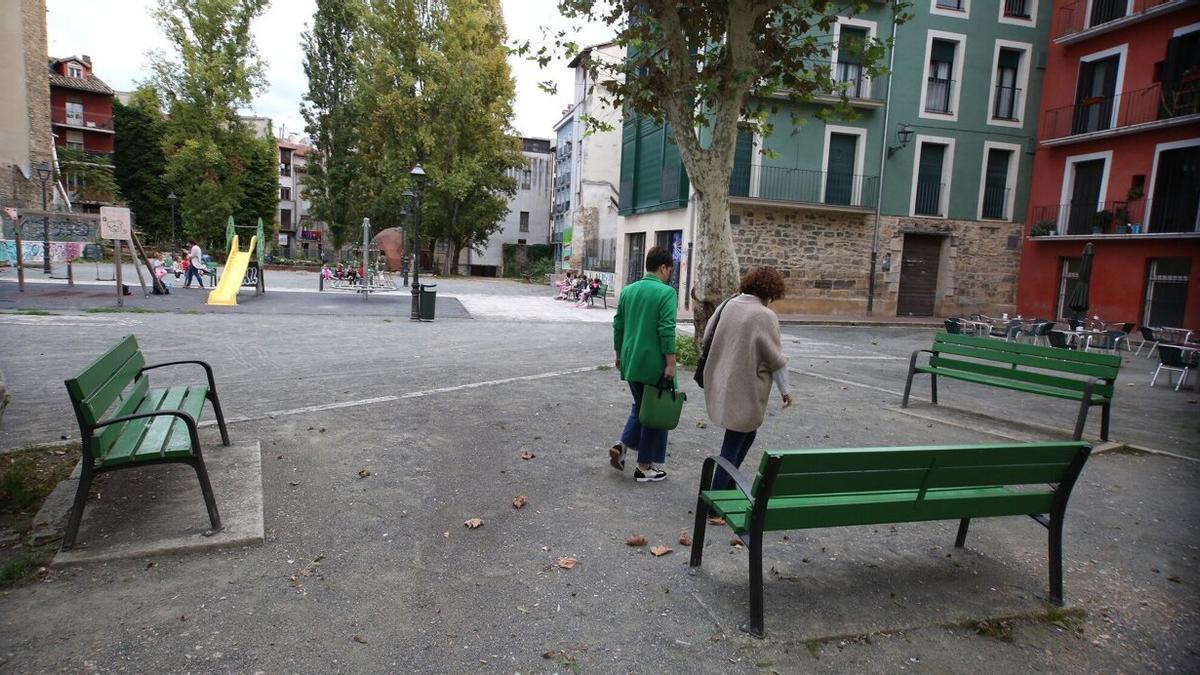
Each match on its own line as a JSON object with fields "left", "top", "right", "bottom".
{"left": 1067, "top": 159, "right": 1105, "bottom": 234}
{"left": 824, "top": 133, "right": 857, "bottom": 205}
{"left": 896, "top": 234, "right": 942, "bottom": 317}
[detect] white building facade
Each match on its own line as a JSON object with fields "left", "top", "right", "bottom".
{"left": 466, "top": 136, "right": 554, "bottom": 276}
{"left": 552, "top": 42, "right": 623, "bottom": 284}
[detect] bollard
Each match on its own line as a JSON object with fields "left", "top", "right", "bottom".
{"left": 67, "top": 261, "right": 74, "bottom": 286}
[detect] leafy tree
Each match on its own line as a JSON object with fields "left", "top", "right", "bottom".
{"left": 112, "top": 90, "right": 171, "bottom": 243}
{"left": 234, "top": 132, "right": 279, "bottom": 230}
{"left": 420, "top": 0, "right": 523, "bottom": 273}
{"left": 149, "top": 0, "right": 272, "bottom": 248}
{"left": 55, "top": 147, "right": 118, "bottom": 211}
{"left": 528, "top": 0, "right": 898, "bottom": 333}
{"left": 301, "top": 0, "right": 363, "bottom": 254}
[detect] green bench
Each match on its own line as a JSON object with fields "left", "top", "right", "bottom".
{"left": 586, "top": 283, "right": 610, "bottom": 309}
{"left": 902, "top": 332, "right": 1122, "bottom": 441}
{"left": 62, "top": 335, "right": 231, "bottom": 550}
{"left": 689, "top": 441, "right": 1092, "bottom": 638}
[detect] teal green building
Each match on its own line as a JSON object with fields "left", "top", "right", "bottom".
{"left": 617, "top": 0, "right": 1051, "bottom": 317}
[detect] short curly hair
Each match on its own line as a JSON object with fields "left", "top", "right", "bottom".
{"left": 739, "top": 267, "right": 786, "bottom": 302}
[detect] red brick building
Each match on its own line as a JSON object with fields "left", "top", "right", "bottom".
{"left": 48, "top": 55, "right": 114, "bottom": 155}
{"left": 1017, "top": 0, "right": 1200, "bottom": 329}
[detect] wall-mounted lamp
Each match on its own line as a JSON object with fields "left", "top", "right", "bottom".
{"left": 881, "top": 251, "right": 892, "bottom": 272}
{"left": 887, "top": 124, "right": 914, "bottom": 158}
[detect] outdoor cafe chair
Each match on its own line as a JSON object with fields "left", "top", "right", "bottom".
{"left": 944, "top": 318, "right": 963, "bottom": 335}
{"left": 1151, "top": 345, "right": 1193, "bottom": 392}
{"left": 1048, "top": 331, "right": 1075, "bottom": 350}
{"left": 1134, "top": 327, "right": 1160, "bottom": 358}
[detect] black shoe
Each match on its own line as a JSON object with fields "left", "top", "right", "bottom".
{"left": 609, "top": 443, "right": 626, "bottom": 471}
{"left": 634, "top": 466, "right": 666, "bottom": 483}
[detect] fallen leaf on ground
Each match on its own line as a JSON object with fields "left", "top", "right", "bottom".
{"left": 464, "top": 518, "right": 484, "bottom": 529}
{"left": 521, "top": 451, "right": 536, "bottom": 460}
{"left": 730, "top": 537, "right": 744, "bottom": 548}
{"left": 542, "top": 650, "right": 557, "bottom": 659}
{"left": 650, "top": 545, "right": 673, "bottom": 557}
{"left": 696, "top": 421, "right": 707, "bottom": 428}
{"left": 352, "top": 635, "right": 367, "bottom": 644}
{"left": 288, "top": 481, "right": 300, "bottom": 486}
{"left": 443, "top": 531, "right": 449, "bottom": 538}
{"left": 626, "top": 535, "right": 647, "bottom": 547}
{"left": 357, "top": 468, "right": 371, "bottom": 478}
{"left": 556, "top": 557, "right": 578, "bottom": 570}
{"left": 1167, "top": 575, "right": 1182, "bottom": 583}
{"left": 513, "top": 495, "right": 528, "bottom": 509}
{"left": 679, "top": 531, "right": 692, "bottom": 546}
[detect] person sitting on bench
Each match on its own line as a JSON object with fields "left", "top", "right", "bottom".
{"left": 576, "top": 277, "right": 602, "bottom": 308}
{"left": 555, "top": 271, "right": 577, "bottom": 300}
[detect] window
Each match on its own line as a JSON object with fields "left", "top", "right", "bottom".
{"left": 280, "top": 208, "right": 292, "bottom": 228}
{"left": 1088, "top": 0, "right": 1126, "bottom": 29}
{"left": 1060, "top": 152, "right": 1112, "bottom": 235}
{"left": 980, "top": 147, "right": 1014, "bottom": 220}
{"left": 913, "top": 140, "right": 951, "bottom": 217}
{"left": 65, "top": 101, "right": 84, "bottom": 126}
{"left": 1003, "top": 0, "right": 1032, "bottom": 19}
{"left": 823, "top": 126, "right": 866, "bottom": 206}
{"left": 517, "top": 239, "right": 527, "bottom": 245}
{"left": 67, "top": 62, "right": 83, "bottom": 79}
{"left": 993, "top": 49, "right": 1022, "bottom": 121}
{"left": 1073, "top": 49, "right": 1123, "bottom": 134}
{"left": 834, "top": 26, "right": 868, "bottom": 98}
{"left": 1159, "top": 30, "right": 1200, "bottom": 119}
{"left": 521, "top": 168, "right": 532, "bottom": 190}
{"left": 65, "top": 130, "right": 84, "bottom": 151}
{"left": 1144, "top": 258, "right": 1191, "bottom": 327}
{"left": 931, "top": 0, "right": 969, "bottom": 18}
{"left": 519, "top": 211, "right": 530, "bottom": 232}
{"left": 1057, "top": 258, "right": 1081, "bottom": 320}
{"left": 925, "top": 40, "right": 957, "bottom": 114}
{"left": 1147, "top": 141, "right": 1200, "bottom": 233}
{"left": 280, "top": 186, "right": 291, "bottom": 201}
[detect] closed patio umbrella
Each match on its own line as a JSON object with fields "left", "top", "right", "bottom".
{"left": 1067, "top": 242, "right": 1094, "bottom": 322}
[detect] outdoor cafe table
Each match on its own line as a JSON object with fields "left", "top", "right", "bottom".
{"left": 1155, "top": 327, "right": 1195, "bottom": 345}
{"left": 1053, "top": 328, "right": 1110, "bottom": 351}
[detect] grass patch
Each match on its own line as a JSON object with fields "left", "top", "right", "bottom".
{"left": 963, "top": 607, "right": 1087, "bottom": 643}
{"left": 0, "top": 547, "right": 55, "bottom": 589}
{"left": 676, "top": 333, "right": 699, "bottom": 368}
{"left": 85, "top": 306, "right": 166, "bottom": 314}
{"left": 6, "top": 308, "right": 60, "bottom": 316}
{"left": 0, "top": 444, "right": 77, "bottom": 588}
{"left": 803, "top": 638, "right": 822, "bottom": 659}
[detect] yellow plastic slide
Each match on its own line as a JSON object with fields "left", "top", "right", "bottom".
{"left": 206, "top": 234, "right": 257, "bottom": 306}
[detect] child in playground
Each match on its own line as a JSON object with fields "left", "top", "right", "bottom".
{"left": 555, "top": 271, "right": 576, "bottom": 299}
{"left": 321, "top": 264, "right": 333, "bottom": 281}
{"left": 576, "top": 277, "right": 601, "bottom": 308}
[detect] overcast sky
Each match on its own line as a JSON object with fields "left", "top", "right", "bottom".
{"left": 46, "top": 0, "right": 613, "bottom": 141}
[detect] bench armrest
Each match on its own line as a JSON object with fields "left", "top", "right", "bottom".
{"left": 91, "top": 409, "right": 201, "bottom": 450}
{"left": 700, "top": 455, "right": 757, "bottom": 501}
{"left": 908, "top": 348, "right": 935, "bottom": 371}
{"left": 140, "top": 359, "right": 218, "bottom": 392}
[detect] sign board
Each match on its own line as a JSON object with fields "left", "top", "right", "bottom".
{"left": 99, "top": 206, "right": 131, "bottom": 240}
{"left": 278, "top": 233, "right": 289, "bottom": 246}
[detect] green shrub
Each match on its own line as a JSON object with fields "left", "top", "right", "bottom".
{"left": 676, "top": 334, "right": 699, "bottom": 368}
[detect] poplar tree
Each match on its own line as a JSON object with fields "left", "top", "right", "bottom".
{"left": 112, "top": 88, "right": 170, "bottom": 242}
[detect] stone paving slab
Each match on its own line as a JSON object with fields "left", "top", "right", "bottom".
{"left": 51, "top": 441, "right": 264, "bottom": 565}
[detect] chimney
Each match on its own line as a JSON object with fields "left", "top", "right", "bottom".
{"left": 81, "top": 55, "right": 92, "bottom": 66}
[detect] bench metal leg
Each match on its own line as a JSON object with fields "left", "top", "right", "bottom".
{"left": 901, "top": 352, "right": 920, "bottom": 408}
{"left": 62, "top": 464, "right": 94, "bottom": 551}
{"left": 189, "top": 457, "right": 222, "bottom": 534}
{"left": 741, "top": 533, "right": 766, "bottom": 638}
{"left": 930, "top": 374, "right": 938, "bottom": 405}
{"left": 1048, "top": 515, "right": 1064, "bottom": 606}
{"left": 208, "top": 391, "right": 231, "bottom": 447}
{"left": 954, "top": 518, "right": 970, "bottom": 548}
{"left": 1100, "top": 403, "right": 1111, "bottom": 442}
{"left": 689, "top": 497, "right": 708, "bottom": 569}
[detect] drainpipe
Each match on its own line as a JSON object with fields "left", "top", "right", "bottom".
{"left": 867, "top": 1, "right": 900, "bottom": 315}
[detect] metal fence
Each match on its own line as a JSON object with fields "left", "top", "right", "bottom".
{"left": 730, "top": 164, "right": 880, "bottom": 208}
{"left": 583, "top": 237, "right": 616, "bottom": 273}
{"left": 1040, "top": 82, "right": 1199, "bottom": 141}
{"left": 1054, "top": 0, "right": 1177, "bottom": 39}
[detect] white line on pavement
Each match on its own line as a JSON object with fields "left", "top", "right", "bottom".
{"left": 199, "top": 364, "right": 605, "bottom": 428}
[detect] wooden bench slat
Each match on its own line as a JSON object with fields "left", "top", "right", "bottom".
{"left": 765, "top": 442, "right": 1084, "bottom": 474}
{"left": 931, "top": 340, "right": 1121, "bottom": 379}
{"left": 935, "top": 332, "right": 1121, "bottom": 366}
{"left": 131, "top": 386, "right": 201, "bottom": 460}
{"left": 65, "top": 335, "right": 139, "bottom": 403}
{"left": 917, "top": 366, "right": 1111, "bottom": 401}
{"left": 94, "top": 379, "right": 157, "bottom": 461}
{"left": 103, "top": 386, "right": 189, "bottom": 465}
{"left": 76, "top": 350, "right": 146, "bottom": 426}
{"left": 925, "top": 355, "right": 1114, "bottom": 398}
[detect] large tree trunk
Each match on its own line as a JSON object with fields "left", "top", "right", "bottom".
{"left": 690, "top": 176, "right": 740, "bottom": 339}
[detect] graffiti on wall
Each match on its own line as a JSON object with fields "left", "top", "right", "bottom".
{"left": 0, "top": 240, "right": 86, "bottom": 264}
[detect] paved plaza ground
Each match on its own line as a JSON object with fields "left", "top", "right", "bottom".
{"left": 0, "top": 272, "right": 1197, "bottom": 672}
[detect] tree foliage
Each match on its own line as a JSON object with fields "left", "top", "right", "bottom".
{"left": 149, "top": 0, "right": 274, "bottom": 248}
{"left": 112, "top": 88, "right": 170, "bottom": 242}
{"left": 56, "top": 147, "right": 118, "bottom": 212}
{"left": 301, "top": 0, "right": 363, "bottom": 252}
{"left": 522, "top": 0, "right": 900, "bottom": 332}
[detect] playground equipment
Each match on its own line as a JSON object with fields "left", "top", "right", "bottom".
{"left": 206, "top": 217, "right": 265, "bottom": 306}
{"left": 319, "top": 217, "right": 400, "bottom": 297}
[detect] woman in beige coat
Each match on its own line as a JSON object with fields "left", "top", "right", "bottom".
{"left": 701, "top": 267, "right": 792, "bottom": 490}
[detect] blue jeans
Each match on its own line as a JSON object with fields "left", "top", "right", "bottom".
{"left": 184, "top": 265, "right": 205, "bottom": 287}
{"left": 620, "top": 382, "right": 668, "bottom": 466}
{"left": 711, "top": 429, "right": 758, "bottom": 491}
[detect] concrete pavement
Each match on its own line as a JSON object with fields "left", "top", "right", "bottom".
{"left": 0, "top": 276, "right": 1197, "bottom": 672}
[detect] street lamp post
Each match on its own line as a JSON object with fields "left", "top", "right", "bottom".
{"left": 406, "top": 164, "right": 426, "bottom": 321}
{"left": 35, "top": 161, "right": 52, "bottom": 274}
{"left": 167, "top": 191, "right": 178, "bottom": 249}
{"left": 400, "top": 203, "right": 410, "bottom": 287}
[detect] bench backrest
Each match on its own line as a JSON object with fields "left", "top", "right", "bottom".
{"left": 930, "top": 332, "right": 1121, "bottom": 399}
{"left": 64, "top": 335, "right": 148, "bottom": 455}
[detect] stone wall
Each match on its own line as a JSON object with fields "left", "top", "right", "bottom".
{"left": 0, "top": 0, "right": 51, "bottom": 210}
{"left": 729, "top": 203, "right": 1022, "bottom": 317}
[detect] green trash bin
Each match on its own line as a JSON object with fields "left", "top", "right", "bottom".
{"left": 419, "top": 283, "right": 437, "bottom": 321}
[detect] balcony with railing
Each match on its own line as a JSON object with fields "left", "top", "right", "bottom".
{"left": 1030, "top": 198, "right": 1200, "bottom": 237}
{"left": 1004, "top": 0, "right": 1033, "bottom": 19}
{"left": 50, "top": 106, "right": 114, "bottom": 132}
{"left": 730, "top": 164, "right": 879, "bottom": 211}
{"left": 1040, "top": 82, "right": 1200, "bottom": 143}
{"left": 925, "top": 78, "right": 955, "bottom": 114}
{"left": 1054, "top": 0, "right": 1191, "bottom": 42}
{"left": 992, "top": 85, "right": 1023, "bottom": 121}
{"left": 914, "top": 180, "right": 947, "bottom": 217}
{"left": 981, "top": 186, "right": 1013, "bottom": 220}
